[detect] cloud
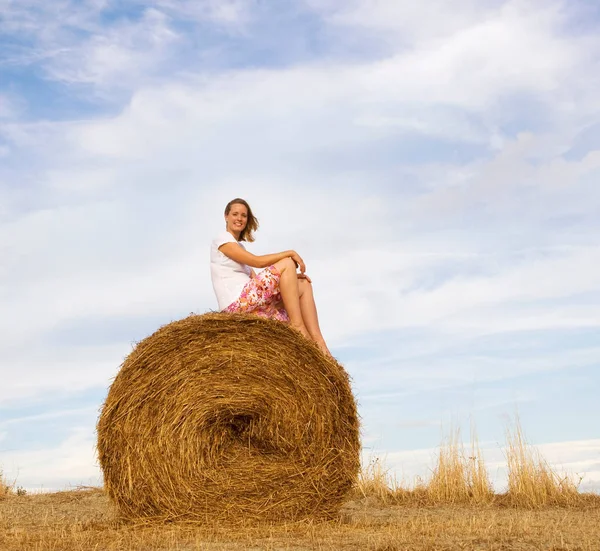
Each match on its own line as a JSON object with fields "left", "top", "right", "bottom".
{"left": 305, "top": 0, "right": 501, "bottom": 41}
{"left": 0, "top": 0, "right": 285, "bottom": 99}
{"left": 1, "top": 427, "right": 100, "bottom": 491}
{"left": 0, "top": 0, "right": 250, "bottom": 103}
{"left": 0, "top": 343, "right": 125, "bottom": 404}
{"left": 44, "top": 8, "right": 179, "bottom": 91}
{"left": 154, "top": 0, "right": 254, "bottom": 27}
{"left": 2, "top": 15, "right": 599, "bottom": 397}
{"left": 0, "top": 407, "right": 97, "bottom": 428}
{"left": 1, "top": 0, "right": 599, "bottom": 488}
{"left": 0, "top": 94, "right": 18, "bottom": 119}
{"left": 350, "top": 346, "right": 600, "bottom": 401}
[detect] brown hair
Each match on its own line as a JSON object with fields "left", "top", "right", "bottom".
{"left": 225, "top": 198, "right": 259, "bottom": 242}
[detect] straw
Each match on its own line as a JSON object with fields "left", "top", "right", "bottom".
{"left": 97, "top": 313, "right": 360, "bottom": 522}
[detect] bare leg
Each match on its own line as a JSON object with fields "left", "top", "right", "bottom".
{"left": 273, "top": 258, "right": 310, "bottom": 339}
{"left": 297, "top": 278, "right": 332, "bottom": 357}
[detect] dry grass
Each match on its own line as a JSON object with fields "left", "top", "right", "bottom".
{"left": 0, "top": 469, "right": 12, "bottom": 499}
{"left": 426, "top": 427, "right": 494, "bottom": 505}
{"left": 97, "top": 313, "right": 360, "bottom": 522}
{"left": 505, "top": 420, "right": 582, "bottom": 507}
{"left": 1, "top": 488, "right": 599, "bottom": 551}
{"left": 355, "top": 420, "right": 595, "bottom": 510}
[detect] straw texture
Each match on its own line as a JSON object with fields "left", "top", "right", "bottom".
{"left": 97, "top": 313, "right": 360, "bottom": 522}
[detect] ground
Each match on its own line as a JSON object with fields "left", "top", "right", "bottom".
{"left": 1, "top": 490, "right": 600, "bottom": 550}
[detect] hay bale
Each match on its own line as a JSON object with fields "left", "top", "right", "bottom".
{"left": 97, "top": 313, "right": 360, "bottom": 522}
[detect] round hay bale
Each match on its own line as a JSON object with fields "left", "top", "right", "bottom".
{"left": 97, "top": 313, "right": 360, "bottom": 522}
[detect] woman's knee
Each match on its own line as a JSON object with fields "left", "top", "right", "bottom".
{"left": 298, "top": 278, "right": 312, "bottom": 292}
{"left": 275, "top": 257, "right": 295, "bottom": 272}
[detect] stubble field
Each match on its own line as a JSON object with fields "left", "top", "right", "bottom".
{"left": 2, "top": 487, "right": 600, "bottom": 551}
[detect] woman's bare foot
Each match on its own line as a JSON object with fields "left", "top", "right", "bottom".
{"left": 316, "top": 339, "right": 333, "bottom": 359}
{"left": 289, "top": 321, "right": 332, "bottom": 358}
{"left": 290, "top": 321, "right": 311, "bottom": 341}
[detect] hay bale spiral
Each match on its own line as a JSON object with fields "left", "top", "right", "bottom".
{"left": 97, "top": 313, "right": 360, "bottom": 522}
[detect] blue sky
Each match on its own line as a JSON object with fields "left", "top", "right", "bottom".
{"left": 1, "top": 0, "right": 599, "bottom": 492}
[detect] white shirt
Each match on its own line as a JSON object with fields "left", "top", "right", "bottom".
{"left": 210, "top": 231, "right": 252, "bottom": 310}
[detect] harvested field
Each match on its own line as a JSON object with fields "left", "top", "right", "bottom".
{"left": 1, "top": 488, "right": 600, "bottom": 551}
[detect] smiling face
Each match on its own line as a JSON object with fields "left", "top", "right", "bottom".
{"left": 225, "top": 203, "right": 248, "bottom": 238}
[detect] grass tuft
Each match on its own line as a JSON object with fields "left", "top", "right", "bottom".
{"left": 427, "top": 427, "right": 494, "bottom": 505}
{"left": 505, "top": 419, "right": 581, "bottom": 508}
{"left": 356, "top": 457, "right": 396, "bottom": 503}
{"left": 1, "top": 468, "right": 13, "bottom": 499}
{"left": 357, "top": 419, "right": 589, "bottom": 508}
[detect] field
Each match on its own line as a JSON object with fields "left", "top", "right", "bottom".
{"left": 1, "top": 487, "right": 600, "bottom": 550}
{"left": 2, "top": 427, "right": 600, "bottom": 551}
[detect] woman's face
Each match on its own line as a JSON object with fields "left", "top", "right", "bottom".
{"left": 225, "top": 203, "right": 248, "bottom": 233}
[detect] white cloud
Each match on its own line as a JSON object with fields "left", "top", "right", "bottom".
{"left": 0, "top": 94, "right": 18, "bottom": 119}
{"left": 44, "top": 8, "right": 179, "bottom": 90}
{"left": 350, "top": 346, "right": 600, "bottom": 399}
{"left": 0, "top": 343, "right": 126, "bottom": 404}
{"left": 0, "top": 407, "right": 98, "bottom": 428}
{"left": 155, "top": 0, "right": 254, "bottom": 27}
{"left": 0, "top": 427, "right": 100, "bottom": 491}
{"left": 2, "top": 20, "right": 599, "bottom": 395}
{"left": 305, "top": 0, "right": 500, "bottom": 41}
{"left": 0, "top": 0, "right": 257, "bottom": 99}
{"left": 368, "top": 10, "right": 574, "bottom": 105}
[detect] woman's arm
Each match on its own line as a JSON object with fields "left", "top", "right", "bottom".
{"left": 219, "top": 243, "right": 305, "bottom": 272}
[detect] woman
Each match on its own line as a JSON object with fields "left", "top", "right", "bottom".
{"left": 210, "top": 198, "right": 331, "bottom": 357}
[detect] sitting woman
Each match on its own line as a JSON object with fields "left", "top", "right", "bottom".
{"left": 210, "top": 197, "right": 331, "bottom": 357}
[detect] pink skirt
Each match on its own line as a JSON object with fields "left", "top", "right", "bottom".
{"left": 223, "top": 265, "right": 290, "bottom": 323}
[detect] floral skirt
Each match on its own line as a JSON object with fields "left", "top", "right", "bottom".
{"left": 223, "top": 265, "right": 290, "bottom": 323}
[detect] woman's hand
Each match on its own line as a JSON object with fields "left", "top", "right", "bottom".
{"left": 290, "top": 251, "right": 306, "bottom": 274}
{"left": 297, "top": 273, "right": 312, "bottom": 283}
